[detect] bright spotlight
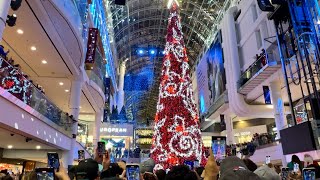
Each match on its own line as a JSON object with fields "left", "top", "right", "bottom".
{"left": 138, "top": 49, "right": 144, "bottom": 55}
{"left": 162, "top": 51, "right": 166, "bottom": 55}
{"left": 150, "top": 50, "right": 156, "bottom": 55}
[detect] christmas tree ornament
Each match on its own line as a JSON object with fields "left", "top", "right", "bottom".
{"left": 150, "top": 2, "right": 206, "bottom": 170}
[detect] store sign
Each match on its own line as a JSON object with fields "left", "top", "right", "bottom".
{"left": 234, "top": 132, "right": 251, "bottom": 137}
{"left": 101, "top": 128, "right": 127, "bottom": 133}
{"left": 85, "top": 28, "right": 99, "bottom": 63}
{"left": 100, "top": 123, "right": 133, "bottom": 136}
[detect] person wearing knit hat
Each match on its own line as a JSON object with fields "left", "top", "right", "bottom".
{"left": 219, "top": 156, "right": 261, "bottom": 180}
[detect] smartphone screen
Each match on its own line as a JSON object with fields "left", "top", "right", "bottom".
{"left": 303, "top": 168, "right": 316, "bottom": 180}
{"left": 184, "top": 161, "right": 194, "bottom": 170}
{"left": 78, "top": 150, "right": 85, "bottom": 161}
{"left": 265, "top": 156, "right": 271, "bottom": 164}
{"left": 126, "top": 165, "right": 140, "bottom": 180}
{"left": 212, "top": 138, "right": 226, "bottom": 160}
{"left": 47, "top": 152, "right": 60, "bottom": 170}
{"left": 281, "top": 167, "right": 289, "bottom": 180}
{"left": 36, "top": 168, "right": 55, "bottom": 180}
{"left": 294, "top": 163, "right": 299, "bottom": 173}
{"left": 97, "top": 142, "right": 106, "bottom": 155}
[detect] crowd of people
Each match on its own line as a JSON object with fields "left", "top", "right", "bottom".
{"left": 239, "top": 49, "right": 268, "bottom": 86}
{"left": 1, "top": 148, "right": 319, "bottom": 180}
{"left": 226, "top": 133, "right": 276, "bottom": 158}
{"left": 0, "top": 44, "right": 75, "bottom": 131}
{"left": 0, "top": 170, "right": 20, "bottom": 180}
{"left": 0, "top": 45, "right": 46, "bottom": 96}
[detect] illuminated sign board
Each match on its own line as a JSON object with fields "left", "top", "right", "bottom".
{"left": 100, "top": 123, "right": 133, "bottom": 136}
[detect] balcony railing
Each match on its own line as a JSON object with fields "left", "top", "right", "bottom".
{"left": 237, "top": 52, "right": 281, "bottom": 95}
{"left": 0, "top": 57, "right": 72, "bottom": 132}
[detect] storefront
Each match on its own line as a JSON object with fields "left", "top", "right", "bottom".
{"left": 99, "top": 123, "right": 134, "bottom": 158}
{"left": 0, "top": 163, "right": 22, "bottom": 174}
{"left": 221, "top": 125, "right": 268, "bottom": 144}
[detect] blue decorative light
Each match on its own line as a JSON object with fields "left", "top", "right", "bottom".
{"left": 138, "top": 49, "right": 144, "bottom": 55}
{"left": 200, "top": 95, "right": 206, "bottom": 113}
{"left": 150, "top": 50, "right": 156, "bottom": 55}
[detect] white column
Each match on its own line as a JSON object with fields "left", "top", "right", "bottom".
{"left": 117, "top": 60, "right": 126, "bottom": 113}
{"left": 0, "top": 0, "right": 10, "bottom": 41}
{"left": 63, "top": 81, "right": 82, "bottom": 167}
{"left": 270, "top": 81, "right": 287, "bottom": 139}
{"left": 270, "top": 81, "right": 287, "bottom": 166}
{"left": 225, "top": 115, "right": 235, "bottom": 145}
{"left": 93, "top": 109, "right": 103, "bottom": 147}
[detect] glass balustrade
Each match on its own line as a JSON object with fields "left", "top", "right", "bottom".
{"left": 85, "top": 49, "right": 106, "bottom": 93}
{"left": 0, "top": 56, "right": 72, "bottom": 133}
{"left": 71, "top": 0, "right": 89, "bottom": 43}
{"left": 238, "top": 52, "right": 277, "bottom": 89}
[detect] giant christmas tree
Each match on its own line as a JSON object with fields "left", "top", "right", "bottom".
{"left": 150, "top": 1, "right": 207, "bottom": 170}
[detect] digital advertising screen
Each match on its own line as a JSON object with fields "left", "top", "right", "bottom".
{"left": 196, "top": 31, "right": 226, "bottom": 115}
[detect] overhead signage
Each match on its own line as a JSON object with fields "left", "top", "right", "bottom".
{"left": 100, "top": 127, "right": 127, "bottom": 133}
{"left": 100, "top": 123, "right": 133, "bottom": 136}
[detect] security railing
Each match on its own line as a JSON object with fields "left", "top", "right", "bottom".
{"left": 237, "top": 52, "right": 277, "bottom": 89}
{"left": 0, "top": 56, "right": 72, "bottom": 133}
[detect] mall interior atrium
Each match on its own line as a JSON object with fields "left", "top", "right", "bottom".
{"left": 0, "top": 0, "right": 320, "bottom": 179}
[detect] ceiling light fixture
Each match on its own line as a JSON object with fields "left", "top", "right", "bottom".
{"left": 31, "top": 46, "right": 37, "bottom": 51}
{"left": 17, "top": 29, "right": 23, "bottom": 34}
{"left": 7, "top": 145, "right": 13, "bottom": 149}
{"left": 41, "top": 60, "right": 47, "bottom": 64}
{"left": 59, "top": 82, "right": 64, "bottom": 86}
{"left": 65, "top": 89, "right": 69, "bottom": 92}
{"left": 36, "top": 145, "right": 41, "bottom": 149}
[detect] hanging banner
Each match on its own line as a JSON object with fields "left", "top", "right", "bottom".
{"left": 263, "top": 86, "right": 272, "bottom": 104}
{"left": 85, "top": 28, "right": 99, "bottom": 64}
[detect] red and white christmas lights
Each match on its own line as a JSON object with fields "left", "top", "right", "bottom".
{"left": 150, "top": 2, "right": 206, "bottom": 170}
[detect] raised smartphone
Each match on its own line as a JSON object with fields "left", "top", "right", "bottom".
{"left": 184, "top": 161, "right": 194, "bottom": 170}
{"left": 35, "top": 167, "right": 55, "bottom": 180}
{"left": 47, "top": 152, "right": 60, "bottom": 170}
{"left": 281, "top": 167, "right": 289, "bottom": 180}
{"left": 97, "top": 142, "right": 106, "bottom": 155}
{"left": 303, "top": 167, "right": 316, "bottom": 180}
{"left": 126, "top": 164, "right": 140, "bottom": 180}
{"left": 265, "top": 156, "right": 271, "bottom": 164}
{"left": 78, "top": 150, "right": 85, "bottom": 161}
